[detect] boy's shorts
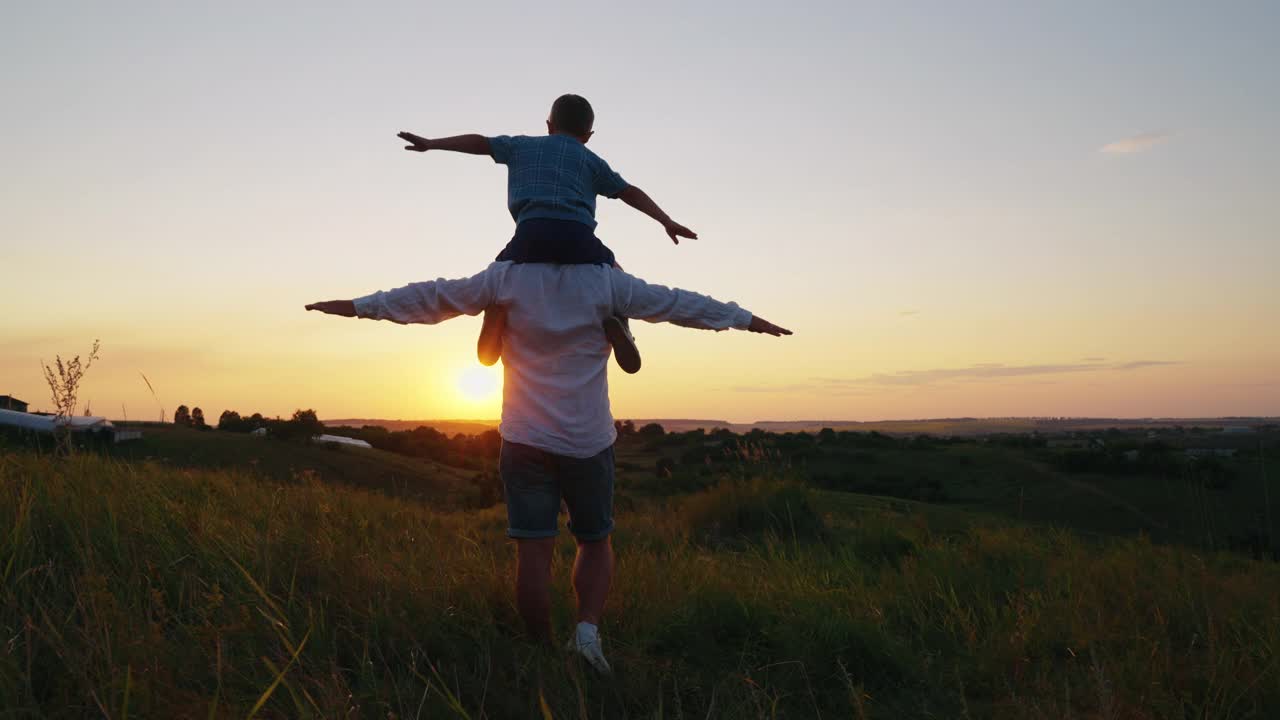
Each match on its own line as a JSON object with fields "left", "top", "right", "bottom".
{"left": 500, "top": 440, "right": 615, "bottom": 542}
{"left": 496, "top": 218, "right": 616, "bottom": 266}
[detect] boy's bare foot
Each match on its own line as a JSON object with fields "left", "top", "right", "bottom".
{"left": 478, "top": 306, "right": 506, "bottom": 366}
{"left": 603, "top": 316, "right": 641, "bottom": 374}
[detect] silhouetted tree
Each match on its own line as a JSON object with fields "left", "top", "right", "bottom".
{"left": 174, "top": 405, "right": 191, "bottom": 426}
{"left": 218, "top": 409, "right": 242, "bottom": 431}
{"left": 191, "top": 407, "right": 207, "bottom": 429}
{"left": 639, "top": 422, "right": 665, "bottom": 438}
{"left": 271, "top": 408, "right": 325, "bottom": 442}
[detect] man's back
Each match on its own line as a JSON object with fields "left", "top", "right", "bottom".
{"left": 493, "top": 263, "right": 617, "bottom": 456}
{"left": 350, "top": 262, "right": 753, "bottom": 457}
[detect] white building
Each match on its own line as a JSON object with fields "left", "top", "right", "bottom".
{"left": 0, "top": 409, "right": 141, "bottom": 443}
{"left": 312, "top": 434, "right": 372, "bottom": 449}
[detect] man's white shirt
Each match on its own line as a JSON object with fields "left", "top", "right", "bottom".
{"left": 353, "top": 262, "right": 753, "bottom": 458}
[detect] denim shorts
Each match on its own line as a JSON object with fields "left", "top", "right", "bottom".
{"left": 500, "top": 440, "right": 615, "bottom": 542}
{"left": 495, "top": 218, "right": 616, "bottom": 266}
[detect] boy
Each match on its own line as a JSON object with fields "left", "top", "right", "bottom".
{"left": 396, "top": 93, "right": 696, "bottom": 374}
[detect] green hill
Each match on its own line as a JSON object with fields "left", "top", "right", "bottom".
{"left": 3, "top": 445, "right": 1279, "bottom": 718}
{"left": 105, "top": 425, "right": 493, "bottom": 507}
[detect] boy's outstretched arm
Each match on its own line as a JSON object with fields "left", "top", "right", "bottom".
{"left": 616, "top": 185, "right": 698, "bottom": 245}
{"left": 397, "top": 132, "right": 492, "bottom": 156}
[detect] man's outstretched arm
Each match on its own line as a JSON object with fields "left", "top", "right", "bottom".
{"left": 306, "top": 268, "right": 496, "bottom": 325}
{"left": 397, "top": 132, "right": 492, "bottom": 156}
{"left": 612, "top": 269, "right": 792, "bottom": 336}
{"left": 615, "top": 185, "right": 697, "bottom": 245}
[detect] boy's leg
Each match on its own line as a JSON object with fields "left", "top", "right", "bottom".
{"left": 603, "top": 317, "right": 641, "bottom": 374}
{"left": 605, "top": 261, "right": 642, "bottom": 374}
{"left": 477, "top": 305, "right": 506, "bottom": 366}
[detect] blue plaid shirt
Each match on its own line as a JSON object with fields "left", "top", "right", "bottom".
{"left": 488, "top": 134, "right": 629, "bottom": 230}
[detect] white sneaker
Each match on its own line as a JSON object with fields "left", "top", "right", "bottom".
{"left": 566, "top": 622, "right": 612, "bottom": 674}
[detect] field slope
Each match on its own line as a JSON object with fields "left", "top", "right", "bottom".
{"left": 106, "top": 425, "right": 487, "bottom": 505}
{"left": 3, "top": 448, "right": 1279, "bottom": 718}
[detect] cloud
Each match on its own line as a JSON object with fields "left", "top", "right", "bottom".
{"left": 1099, "top": 130, "right": 1174, "bottom": 154}
{"left": 853, "top": 362, "right": 1109, "bottom": 386}
{"left": 1112, "top": 360, "right": 1182, "bottom": 371}
{"left": 731, "top": 359, "right": 1181, "bottom": 393}
{"left": 898, "top": 310, "right": 920, "bottom": 317}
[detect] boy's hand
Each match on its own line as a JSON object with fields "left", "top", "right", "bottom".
{"left": 663, "top": 221, "right": 697, "bottom": 245}
{"left": 747, "top": 315, "right": 792, "bottom": 337}
{"left": 305, "top": 300, "right": 357, "bottom": 317}
{"left": 398, "top": 131, "right": 432, "bottom": 152}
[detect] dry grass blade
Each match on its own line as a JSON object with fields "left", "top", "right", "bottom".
{"left": 246, "top": 627, "right": 311, "bottom": 719}
{"left": 427, "top": 659, "right": 473, "bottom": 719}
{"left": 229, "top": 555, "right": 286, "bottom": 624}
{"left": 538, "top": 688, "right": 554, "bottom": 720}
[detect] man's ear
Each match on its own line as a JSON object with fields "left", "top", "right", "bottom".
{"left": 581, "top": 130, "right": 595, "bottom": 144}
{"left": 546, "top": 119, "right": 554, "bottom": 135}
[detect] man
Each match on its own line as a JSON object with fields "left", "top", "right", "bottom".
{"left": 305, "top": 261, "right": 790, "bottom": 673}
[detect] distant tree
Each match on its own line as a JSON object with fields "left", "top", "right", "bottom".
{"left": 218, "top": 409, "right": 242, "bottom": 431}
{"left": 191, "top": 407, "right": 207, "bottom": 429}
{"left": 271, "top": 408, "right": 324, "bottom": 442}
{"left": 639, "top": 422, "right": 665, "bottom": 438}
{"left": 622, "top": 420, "right": 636, "bottom": 436}
{"left": 248, "top": 413, "right": 265, "bottom": 429}
{"left": 475, "top": 429, "right": 502, "bottom": 457}
{"left": 709, "top": 427, "right": 735, "bottom": 441}
{"left": 174, "top": 405, "right": 191, "bottom": 427}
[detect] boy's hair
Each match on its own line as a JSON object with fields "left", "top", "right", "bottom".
{"left": 550, "top": 94, "right": 594, "bottom": 136}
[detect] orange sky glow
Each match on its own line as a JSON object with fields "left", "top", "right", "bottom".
{"left": 3, "top": 3, "right": 1277, "bottom": 424}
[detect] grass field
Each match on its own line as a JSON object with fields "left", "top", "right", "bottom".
{"left": 3, "top": 432, "right": 1280, "bottom": 718}
{"left": 103, "top": 425, "right": 492, "bottom": 507}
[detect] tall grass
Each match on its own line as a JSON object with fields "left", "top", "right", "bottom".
{"left": 2, "top": 450, "right": 1279, "bottom": 718}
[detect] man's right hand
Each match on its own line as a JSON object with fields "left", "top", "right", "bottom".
{"left": 305, "top": 300, "right": 357, "bottom": 317}
{"left": 398, "top": 131, "right": 431, "bottom": 152}
{"left": 747, "top": 315, "right": 792, "bottom": 336}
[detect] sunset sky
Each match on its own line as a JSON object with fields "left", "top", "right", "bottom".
{"left": 3, "top": 2, "right": 1278, "bottom": 423}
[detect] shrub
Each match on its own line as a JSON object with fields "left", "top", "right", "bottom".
{"left": 680, "top": 478, "right": 825, "bottom": 546}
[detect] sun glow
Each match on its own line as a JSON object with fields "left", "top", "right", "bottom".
{"left": 455, "top": 364, "right": 501, "bottom": 405}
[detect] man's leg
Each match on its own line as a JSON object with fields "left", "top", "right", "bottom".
{"left": 560, "top": 445, "right": 616, "bottom": 673}
{"left": 500, "top": 440, "right": 561, "bottom": 642}
{"left": 515, "top": 537, "right": 556, "bottom": 643}
{"left": 572, "top": 537, "right": 613, "bottom": 625}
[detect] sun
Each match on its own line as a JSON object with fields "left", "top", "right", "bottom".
{"left": 456, "top": 364, "right": 501, "bottom": 404}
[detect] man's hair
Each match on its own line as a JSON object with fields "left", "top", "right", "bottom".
{"left": 550, "top": 94, "right": 594, "bottom": 136}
